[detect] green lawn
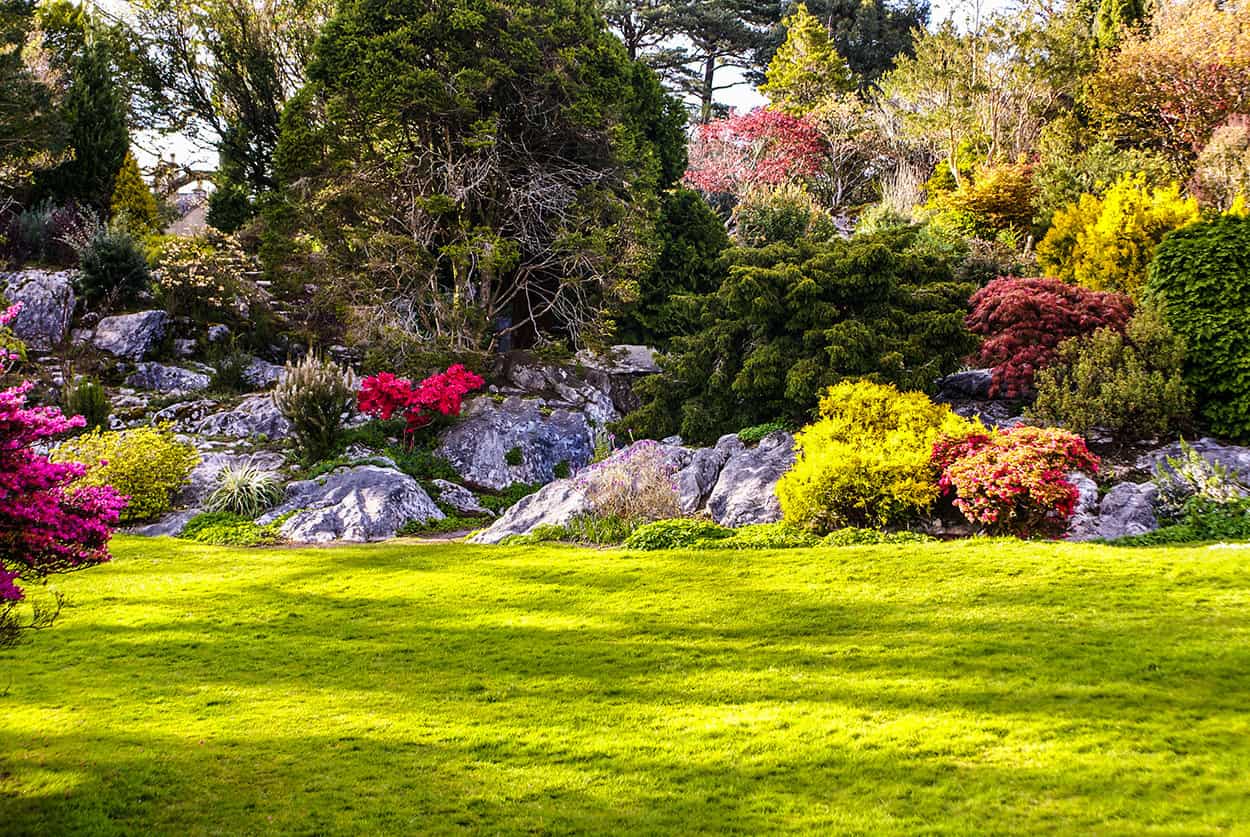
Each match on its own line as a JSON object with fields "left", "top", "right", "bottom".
{"left": 3, "top": 536, "right": 1249, "bottom": 835}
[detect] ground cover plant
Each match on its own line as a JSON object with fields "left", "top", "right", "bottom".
{"left": 3, "top": 536, "right": 1250, "bottom": 834}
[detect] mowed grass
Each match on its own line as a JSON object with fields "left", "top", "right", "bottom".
{"left": 3, "top": 537, "right": 1250, "bottom": 835}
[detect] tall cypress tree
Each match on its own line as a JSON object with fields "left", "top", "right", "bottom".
{"left": 36, "top": 39, "right": 129, "bottom": 211}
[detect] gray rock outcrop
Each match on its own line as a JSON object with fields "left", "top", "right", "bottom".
{"left": 471, "top": 431, "right": 796, "bottom": 542}
{"left": 125, "top": 362, "right": 211, "bottom": 394}
{"left": 935, "top": 368, "right": 993, "bottom": 400}
{"left": 195, "top": 394, "right": 291, "bottom": 439}
{"left": 258, "top": 464, "right": 442, "bottom": 543}
{"left": 1139, "top": 438, "right": 1250, "bottom": 484}
{"left": 91, "top": 310, "right": 169, "bottom": 360}
{"left": 436, "top": 396, "right": 593, "bottom": 491}
{"left": 431, "top": 479, "right": 494, "bottom": 517}
{"left": 2, "top": 269, "right": 75, "bottom": 350}
{"left": 705, "top": 431, "right": 794, "bottom": 527}
{"left": 179, "top": 450, "right": 286, "bottom": 507}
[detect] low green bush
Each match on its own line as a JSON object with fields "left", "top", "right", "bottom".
{"left": 505, "top": 446, "right": 523, "bottom": 466}
{"left": 821, "top": 528, "right": 934, "bottom": 546}
{"left": 54, "top": 424, "right": 200, "bottom": 522}
{"left": 623, "top": 518, "right": 732, "bottom": 550}
{"left": 737, "top": 421, "right": 788, "bottom": 446}
{"left": 695, "top": 522, "right": 820, "bottom": 550}
{"left": 1109, "top": 498, "right": 1250, "bottom": 546}
{"left": 397, "top": 516, "right": 481, "bottom": 537}
{"left": 1030, "top": 306, "right": 1193, "bottom": 440}
{"left": 180, "top": 512, "right": 283, "bottom": 546}
{"left": 77, "top": 227, "right": 151, "bottom": 309}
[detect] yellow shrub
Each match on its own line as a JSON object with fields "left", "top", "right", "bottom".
{"left": 1038, "top": 174, "right": 1199, "bottom": 297}
{"left": 54, "top": 424, "right": 200, "bottom": 523}
{"left": 776, "top": 380, "right": 979, "bottom": 532}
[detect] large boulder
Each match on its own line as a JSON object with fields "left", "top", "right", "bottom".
{"left": 2, "top": 269, "right": 75, "bottom": 350}
{"left": 1139, "top": 438, "right": 1250, "bottom": 484}
{"left": 675, "top": 434, "right": 742, "bottom": 514}
{"left": 128, "top": 509, "right": 200, "bottom": 538}
{"left": 1094, "top": 482, "right": 1159, "bottom": 540}
{"left": 575, "top": 344, "right": 661, "bottom": 376}
{"left": 1065, "top": 472, "right": 1103, "bottom": 541}
{"left": 436, "top": 396, "right": 593, "bottom": 491}
{"left": 935, "top": 368, "right": 993, "bottom": 400}
{"left": 470, "top": 480, "right": 590, "bottom": 545}
{"left": 91, "top": 310, "right": 169, "bottom": 360}
{"left": 244, "top": 357, "right": 284, "bottom": 389}
{"left": 258, "top": 464, "right": 442, "bottom": 543}
{"left": 705, "top": 431, "right": 795, "bottom": 527}
{"left": 195, "top": 394, "right": 291, "bottom": 439}
{"left": 125, "top": 362, "right": 211, "bottom": 394}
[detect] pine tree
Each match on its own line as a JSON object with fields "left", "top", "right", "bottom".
{"left": 760, "top": 3, "right": 855, "bottom": 114}
{"left": 109, "top": 151, "right": 160, "bottom": 233}
{"left": 36, "top": 39, "right": 129, "bottom": 211}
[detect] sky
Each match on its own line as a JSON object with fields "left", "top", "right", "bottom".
{"left": 122, "top": 0, "right": 1017, "bottom": 176}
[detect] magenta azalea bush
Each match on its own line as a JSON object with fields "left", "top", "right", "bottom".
{"left": 0, "top": 304, "right": 126, "bottom": 645}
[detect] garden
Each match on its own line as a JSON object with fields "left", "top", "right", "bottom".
{"left": 3, "top": 0, "right": 1250, "bottom": 831}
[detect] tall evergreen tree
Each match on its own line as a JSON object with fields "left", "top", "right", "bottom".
{"left": 760, "top": 3, "right": 855, "bottom": 114}
{"left": 0, "top": 1, "right": 67, "bottom": 198}
{"left": 35, "top": 39, "right": 129, "bottom": 210}
{"left": 755, "top": 0, "right": 929, "bottom": 92}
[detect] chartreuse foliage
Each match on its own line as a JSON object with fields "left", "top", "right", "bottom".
{"left": 777, "top": 381, "right": 978, "bottom": 532}
{"left": 52, "top": 424, "right": 199, "bottom": 523}
{"left": 4, "top": 537, "right": 1250, "bottom": 833}
{"left": 623, "top": 226, "right": 977, "bottom": 444}
{"left": 1146, "top": 213, "right": 1250, "bottom": 439}
{"left": 1037, "top": 174, "right": 1198, "bottom": 297}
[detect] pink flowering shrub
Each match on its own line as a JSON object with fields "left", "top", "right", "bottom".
{"left": 0, "top": 304, "right": 126, "bottom": 645}
{"left": 573, "top": 440, "right": 680, "bottom": 524}
{"left": 357, "top": 364, "right": 485, "bottom": 441}
{"left": 933, "top": 425, "right": 1099, "bottom": 538}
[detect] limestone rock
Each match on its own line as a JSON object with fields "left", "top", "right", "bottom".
{"left": 195, "top": 394, "right": 291, "bottom": 439}
{"left": 432, "top": 479, "right": 494, "bottom": 517}
{"left": 705, "top": 431, "right": 795, "bottom": 527}
{"left": 125, "top": 362, "right": 211, "bottom": 394}
{"left": 1139, "top": 438, "right": 1250, "bottom": 484}
{"left": 1095, "top": 482, "right": 1159, "bottom": 540}
{"left": 935, "top": 368, "right": 993, "bottom": 400}
{"left": 258, "top": 464, "right": 442, "bottom": 543}
{"left": 91, "top": 310, "right": 169, "bottom": 360}
{"left": 1065, "top": 472, "right": 1102, "bottom": 541}
{"left": 469, "top": 480, "right": 590, "bottom": 544}
{"left": 436, "top": 396, "right": 593, "bottom": 491}
{"left": 574, "top": 344, "right": 661, "bottom": 376}
{"left": 2, "top": 269, "right": 75, "bottom": 350}
{"left": 676, "top": 434, "right": 742, "bottom": 514}
{"left": 128, "top": 508, "right": 200, "bottom": 538}
{"left": 243, "top": 357, "right": 284, "bottom": 389}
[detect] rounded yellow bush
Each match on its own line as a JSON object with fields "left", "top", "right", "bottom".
{"left": 54, "top": 424, "right": 200, "bottom": 523}
{"left": 776, "top": 380, "right": 978, "bottom": 532}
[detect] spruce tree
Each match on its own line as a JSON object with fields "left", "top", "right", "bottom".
{"left": 109, "top": 151, "right": 160, "bottom": 233}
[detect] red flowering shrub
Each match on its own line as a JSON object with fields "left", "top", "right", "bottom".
{"left": 966, "top": 277, "right": 1132, "bottom": 398}
{"left": 933, "top": 425, "right": 1100, "bottom": 538}
{"left": 358, "top": 364, "right": 485, "bottom": 440}
{"left": 684, "top": 108, "right": 826, "bottom": 197}
{"left": 0, "top": 304, "right": 126, "bottom": 646}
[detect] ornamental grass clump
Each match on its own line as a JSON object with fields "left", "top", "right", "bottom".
{"left": 204, "top": 462, "right": 284, "bottom": 518}
{"left": 933, "top": 425, "right": 1100, "bottom": 538}
{"left": 274, "top": 353, "right": 354, "bottom": 463}
{"left": 573, "top": 441, "right": 680, "bottom": 537}
{"left": 776, "top": 380, "right": 979, "bottom": 533}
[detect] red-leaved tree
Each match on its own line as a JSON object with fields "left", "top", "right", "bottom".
{"left": 966, "top": 277, "right": 1133, "bottom": 398}
{"left": 0, "top": 304, "right": 127, "bottom": 646}
{"left": 684, "top": 108, "right": 827, "bottom": 198}
{"left": 933, "top": 425, "right": 1099, "bottom": 538}
{"left": 357, "top": 364, "right": 486, "bottom": 443}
